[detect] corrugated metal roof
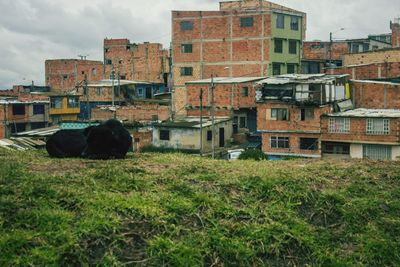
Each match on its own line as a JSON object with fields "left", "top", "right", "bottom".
{"left": 88, "top": 79, "right": 151, "bottom": 87}
{"left": 0, "top": 99, "right": 49, "bottom": 104}
{"left": 327, "top": 108, "right": 400, "bottom": 118}
{"left": 156, "top": 117, "right": 231, "bottom": 128}
{"left": 186, "top": 77, "right": 265, "bottom": 84}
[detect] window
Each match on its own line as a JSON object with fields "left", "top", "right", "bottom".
{"left": 300, "top": 108, "right": 314, "bottom": 121}
{"left": 270, "top": 136, "right": 289, "bottom": 149}
{"left": 92, "top": 68, "right": 97, "bottom": 75}
{"left": 240, "top": 17, "right": 253, "bottom": 27}
{"left": 138, "top": 88, "right": 143, "bottom": 96}
{"left": 300, "top": 138, "right": 318, "bottom": 150}
{"left": 115, "top": 86, "right": 120, "bottom": 97}
{"left": 363, "top": 145, "right": 392, "bottom": 160}
{"left": 290, "top": 16, "right": 299, "bottom": 31}
{"left": 33, "top": 104, "right": 45, "bottom": 115}
{"left": 329, "top": 118, "right": 350, "bottom": 133}
{"left": 120, "top": 75, "right": 126, "bottom": 80}
{"left": 289, "top": 40, "right": 297, "bottom": 54}
{"left": 31, "top": 122, "right": 46, "bottom": 130}
{"left": 105, "top": 48, "right": 109, "bottom": 53}
{"left": 126, "top": 46, "right": 131, "bottom": 51}
{"left": 67, "top": 97, "right": 79, "bottom": 108}
{"left": 181, "top": 44, "right": 193, "bottom": 53}
{"left": 12, "top": 104, "right": 25, "bottom": 115}
{"left": 81, "top": 71, "right": 85, "bottom": 75}
{"left": 271, "top": 108, "right": 288, "bottom": 121}
{"left": 276, "top": 14, "right": 285, "bottom": 29}
{"left": 239, "top": 117, "right": 247, "bottom": 128}
{"left": 322, "top": 142, "right": 350, "bottom": 155}
{"left": 10, "top": 123, "right": 26, "bottom": 133}
{"left": 96, "top": 88, "right": 102, "bottom": 96}
{"left": 287, "top": 64, "right": 296, "bottom": 74}
{"left": 180, "top": 67, "right": 193, "bottom": 76}
{"left": 160, "top": 130, "right": 170, "bottom": 141}
{"left": 51, "top": 98, "right": 63, "bottom": 109}
{"left": 105, "top": 59, "right": 112, "bottom": 65}
{"left": 207, "top": 130, "right": 212, "bottom": 141}
{"left": 272, "top": 63, "right": 281, "bottom": 75}
{"left": 274, "top": 39, "right": 283, "bottom": 53}
{"left": 180, "top": 21, "right": 193, "bottom": 31}
{"left": 366, "top": 118, "right": 389, "bottom": 135}
{"left": 63, "top": 75, "right": 68, "bottom": 79}
{"left": 242, "top": 87, "right": 249, "bottom": 97}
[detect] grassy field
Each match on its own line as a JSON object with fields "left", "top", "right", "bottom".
{"left": 0, "top": 149, "right": 400, "bottom": 266}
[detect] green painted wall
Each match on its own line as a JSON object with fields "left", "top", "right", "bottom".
{"left": 269, "top": 12, "right": 304, "bottom": 75}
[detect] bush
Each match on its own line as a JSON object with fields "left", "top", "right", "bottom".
{"left": 238, "top": 149, "right": 265, "bottom": 161}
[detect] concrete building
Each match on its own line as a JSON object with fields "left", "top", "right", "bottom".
{"left": 171, "top": 0, "right": 306, "bottom": 116}
{"left": 152, "top": 117, "right": 233, "bottom": 153}
{"left": 48, "top": 93, "right": 81, "bottom": 124}
{"left": 256, "top": 74, "right": 349, "bottom": 158}
{"left": 103, "top": 39, "right": 170, "bottom": 85}
{"left": 0, "top": 99, "right": 50, "bottom": 138}
{"left": 321, "top": 109, "right": 400, "bottom": 160}
{"left": 45, "top": 59, "right": 104, "bottom": 92}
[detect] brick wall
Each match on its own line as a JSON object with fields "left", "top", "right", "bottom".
{"left": 45, "top": 59, "right": 103, "bottom": 92}
{"left": 133, "top": 130, "right": 152, "bottom": 152}
{"left": 303, "top": 41, "right": 349, "bottom": 61}
{"left": 79, "top": 86, "right": 126, "bottom": 103}
{"left": 104, "top": 39, "right": 169, "bottom": 83}
{"left": 261, "top": 132, "right": 321, "bottom": 156}
{"left": 91, "top": 103, "right": 170, "bottom": 122}
{"left": 391, "top": 22, "right": 400, "bottom": 48}
{"left": 343, "top": 48, "right": 400, "bottom": 66}
{"left": 321, "top": 116, "right": 400, "bottom": 144}
{"left": 351, "top": 80, "right": 400, "bottom": 109}
{"left": 327, "top": 61, "right": 400, "bottom": 80}
{"left": 257, "top": 102, "right": 332, "bottom": 132}
{"left": 0, "top": 105, "right": 5, "bottom": 138}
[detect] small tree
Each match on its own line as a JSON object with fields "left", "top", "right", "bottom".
{"left": 238, "top": 149, "right": 265, "bottom": 161}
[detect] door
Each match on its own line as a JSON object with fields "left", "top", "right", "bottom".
{"left": 146, "top": 87, "right": 152, "bottom": 99}
{"left": 219, "top": 128, "right": 225, "bottom": 147}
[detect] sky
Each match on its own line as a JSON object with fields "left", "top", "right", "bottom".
{"left": 0, "top": 0, "right": 399, "bottom": 89}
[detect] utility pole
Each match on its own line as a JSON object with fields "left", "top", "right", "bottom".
{"left": 211, "top": 74, "right": 215, "bottom": 159}
{"left": 84, "top": 74, "right": 90, "bottom": 122}
{"left": 117, "top": 71, "right": 121, "bottom": 106}
{"left": 199, "top": 88, "right": 203, "bottom": 157}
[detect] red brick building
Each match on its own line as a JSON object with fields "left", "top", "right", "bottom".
{"left": 45, "top": 59, "right": 104, "bottom": 92}
{"left": 256, "top": 74, "right": 349, "bottom": 158}
{"left": 321, "top": 109, "right": 400, "bottom": 160}
{"left": 350, "top": 80, "right": 400, "bottom": 109}
{"left": 327, "top": 62, "right": 400, "bottom": 80}
{"left": 171, "top": 0, "right": 306, "bottom": 116}
{"left": 185, "top": 77, "right": 263, "bottom": 133}
{"left": 0, "top": 99, "right": 50, "bottom": 138}
{"left": 103, "top": 39, "right": 169, "bottom": 84}
{"left": 391, "top": 18, "right": 400, "bottom": 48}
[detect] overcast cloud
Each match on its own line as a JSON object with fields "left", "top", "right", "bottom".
{"left": 0, "top": 0, "right": 399, "bottom": 89}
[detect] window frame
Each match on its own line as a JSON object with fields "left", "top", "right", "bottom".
{"left": 159, "top": 130, "right": 170, "bottom": 141}
{"left": 180, "top": 21, "right": 193, "bottom": 31}
{"left": 329, "top": 118, "right": 350, "bottom": 133}
{"left": 33, "top": 104, "right": 45, "bottom": 115}
{"left": 274, "top": 39, "right": 283, "bottom": 53}
{"left": 270, "top": 136, "right": 289, "bottom": 149}
{"left": 240, "top": 17, "right": 254, "bottom": 28}
{"left": 287, "top": 64, "right": 296, "bottom": 74}
{"left": 289, "top": 40, "right": 297, "bottom": 54}
{"left": 300, "top": 108, "right": 314, "bottom": 121}
{"left": 180, "top": 67, "right": 193, "bottom": 76}
{"left": 366, "top": 118, "right": 390, "bottom": 135}
{"left": 299, "top": 138, "right": 318, "bottom": 151}
{"left": 12, "top": 104, "right": 26, "bottom": 115}
{"left": 271, "top": 108, "right": 288, "bottom": 121}
{"left": 242, "top": 87, "right": 249, "bottom": 97}
{"left": 181, "top": 44, "right": 193, "bottom": 53}
{"left": 290, "top": 16, "right": 299, "bottom": 31}
{"left": 276, "top": 14, "right": 285, "bottom": 29}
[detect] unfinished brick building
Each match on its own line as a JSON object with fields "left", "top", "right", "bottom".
{"left": 185, "top": 77, "right": 264, "bottom": 133}
{"left": 103, "top": 39, "right": 169, "bottom": 84}
{"left": 391, "top": 18, "right": 400, "bottom": 48}
{"left": 45, "top": 59, "right": 104, "bottom": 92}
{"left": 350, "top": 80, "right": 400, "bottom": 109}
{"left": 256, "top": 74, "right": 349, "bottom": 158}
{"left": 171, "top": 0, "right": 306, "bottom": 117}
{"left": 327, "top": 61, "right": 400, "bottom": 80}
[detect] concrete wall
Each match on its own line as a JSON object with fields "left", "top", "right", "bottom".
{"left": 350, "top": 143, "right": 363, "bottom": 159}
{"left": 392, "top": 146, "right": 400, "bottom": 159}
{"left": 343, "top": 48, "right": 400, "bottom": 66}
{"left": 153, "top": 120, "right": 233, "bottom": 151}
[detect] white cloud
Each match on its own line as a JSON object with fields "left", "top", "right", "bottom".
{"left": 0, "top": 0, "right": 399, "bottom": 89}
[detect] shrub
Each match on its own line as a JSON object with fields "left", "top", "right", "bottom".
{"left": 141, "top": 145, "right": 199, "bottom": 154}
{"left": 238, "top": 149, "right": 265, "bottom": 161}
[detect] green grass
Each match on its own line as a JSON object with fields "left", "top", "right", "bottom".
{"left": 0, "top": 148, "right": 400, "bottom": 266}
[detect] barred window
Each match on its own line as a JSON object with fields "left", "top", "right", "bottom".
{"left": 270, "top": 136, "right": 289, "bottom": 149}
{"left": 366, "top": 118, "right": 389, "bottom": 135}
{"left": 329, "top": 118, "right": 350, "bottom": 133}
